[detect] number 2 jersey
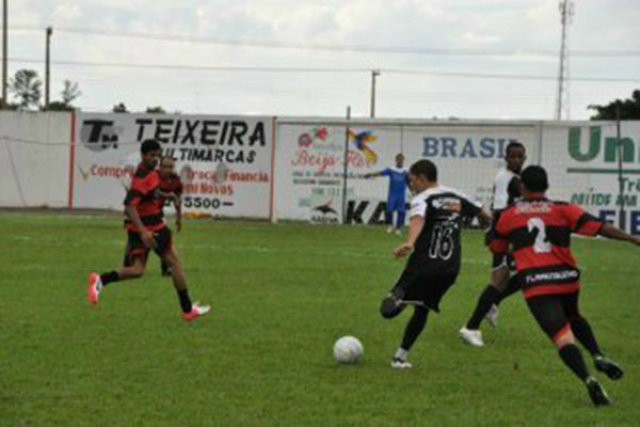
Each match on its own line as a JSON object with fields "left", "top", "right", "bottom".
{"left": 490, "top": 198, "right": 604, "bottom": 299}
{"left": 409, "top": 186, "right": 483, "bottom": 273}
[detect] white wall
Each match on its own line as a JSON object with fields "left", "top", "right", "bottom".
{"left": 0, "top": 111, "right": 72, "bottom": 208}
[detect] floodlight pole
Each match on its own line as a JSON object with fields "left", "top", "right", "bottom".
{"left": 2, "top": 0, "right": 7, "bottom": 104}
{"left": 45, "top": 26, "right": 52, "bottom": 109}
{"left": 370, "top": 69, "right": 380, "bottom": 118}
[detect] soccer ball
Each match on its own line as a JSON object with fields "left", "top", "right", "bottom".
{"left": 333, "top": 336, "right": 363, "bottom": 363}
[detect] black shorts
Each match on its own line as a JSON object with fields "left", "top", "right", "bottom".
{"left": 124, "top": 226, "right": 173, "bottom": 267}
{"left": 526, "top": 292, "right": 581, "bottom": 342}
{"left": 492, "top": 252, "right": 516, "bottom": 271}
{"left": 389, "top": 260, "right": 459, "bottom": 313}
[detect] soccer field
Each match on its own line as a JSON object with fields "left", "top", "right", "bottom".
{"left": 1, "top": 211, "right": 638, "bottom": 427}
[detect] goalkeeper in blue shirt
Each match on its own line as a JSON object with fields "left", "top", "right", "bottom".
{"left": 365, "top": 153, "right": 409, "bottom": 234}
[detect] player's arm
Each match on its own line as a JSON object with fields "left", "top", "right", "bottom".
{"left": 124, "top": 203, "right": 157, "bottom": 250}
{"left": 476, "top": 209, "right": 492, "bottom": 228}
{"left": 564, "top": 204, "right": 639, "bottom": 246}
{"left": 393, "top": 196, "right": 426, "bottom": 258}
{"left": 174, "top": 195, "right": 182, "bottom": 233}
{"left": 364, "top": 168, "right": 390, "bottom": 179}
{"left": 598, "top": 223, "right": 640, "bottom": 245}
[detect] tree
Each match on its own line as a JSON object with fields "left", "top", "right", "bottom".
{"left": 146, "top": 106, "right": 166, "bottom": 114}
{"left": 45, "top": 101, "right": 73, "bottom": 111}
{"left": 589, "top": 89, "right": 640, "bottom": 120}
{"left": 112, "top": 102, "right": 128, "bottom": 113}
{"left": 9, "top": 69, "right": 42, "bottom": 110}
{"left": 0, "top": 98, "right": 19, "bottom": 110}
{"left": 61, "top": 80, "right": 81, "bottom": 107}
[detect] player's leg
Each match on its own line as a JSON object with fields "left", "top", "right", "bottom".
{"left": 87, "top": 234, "right": 149, "bottom": 304}
{"left": 564, "top": 292, "right": 623, "bottom": 380}
{"left": 384, "top": 200, "right": 394, "bottom": 233}
{"left": 394, "top": 198, "right": 406, "bottom": 233}
{"left": 459, "top": 261, "right": 510, "bottom": 346}
{"left": 526, "top": 294, "right": 610, "bottom": 406}
{"left": 160, "top": 260, "right": 172, "bottom": 277}
{"left": 380, "top": 287, "right": 407, "bottom": 319}
{"left": 156, "top": 228, "right": 210, "bottom": 321}
{"left": 392, "top": 305, "right": 429, "bottom": 368}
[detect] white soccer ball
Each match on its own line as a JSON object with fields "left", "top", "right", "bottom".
{"left": 333, "top": 336, "right": 363, "bottom": 363}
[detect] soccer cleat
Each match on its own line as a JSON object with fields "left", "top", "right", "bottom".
{"left": 391, "top": 357, "right": 413, "bottom": 369}
{"left": 87, "top": 272, "right": 102, "bottom": 305}
{"left": 394, "top": 229, "right": 402, "bottom": 235}
{"left": 585, "top": 377, "right": 611, "bottom": 407}
{"left": 458, "top": 327, "right": 485, "bottom": 347}
{"left": 386, "top": 226, "right": 394, "bottom": 234}
{"left": 485, "top": 304, "right": 500, "bottom": 328}
{"left": 594, "top": 355, "right": 624, "bottom": 380}
{"left": 182, "top": 302, "right": 211, "bottom": 322}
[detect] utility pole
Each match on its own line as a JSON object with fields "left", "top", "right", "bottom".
{"left": 45, "top": 26, "right": 52, "bottom": 109}
{"left": 2, "top": 0, "right": 7, "bottom": 105}
{"left": 370, "top": 69, "right": 380, "bottom": 118}
{"left": 555, "top": 0, "right": 574, "bottom": 120}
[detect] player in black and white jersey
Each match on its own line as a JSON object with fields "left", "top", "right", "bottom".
{"left": 380, "top": 159, "right": 491, "bottom": 368}
{"left": 459, "top": 141, "right": 526, "bottom": 346}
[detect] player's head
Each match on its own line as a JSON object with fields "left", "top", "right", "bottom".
{"left": 395, "top": 153, "right": 405, "bottom": 167}
{"left": 408, "top": 159, "right": 437, "bottom": 193}
{"left": 159, "top": 156, "right": 176, "bottom": 178}
{"left": 505, "top": 141, "right": 526, "bottom": 174}
{"left": 521, "top": 165, "right": 549, "bottom": 196}
{"left": 140, "top": 139, "right": 161, "bottom": 169}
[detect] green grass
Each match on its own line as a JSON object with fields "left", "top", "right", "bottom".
{"left": 1, "top": 211, "right": 639, "bottom": 427}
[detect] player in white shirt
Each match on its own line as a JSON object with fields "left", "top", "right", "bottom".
{"left": 459, "top": 141, "right": 527, "bottom": 347}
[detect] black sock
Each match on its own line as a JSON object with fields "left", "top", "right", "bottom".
{"left": 496, "top": 275, "right": 521, "bottom": 304}
{"left": 177, "top": 289, "right": 192, "bottom": 313}
{"left": 161, "top": 261, "right": 170, "bottom": 274}
{"left": 571, "top": 317, "right": 602, "bottom": 357}
{"left": 400, "top": 306, "right": 429, "bottom": 351}
{"left": 466, "top": 285, "right": 499, "bottom": 329}
{"left": 100, "top": 271, "right": 119, "bottom": 287}
{"left": 559, "top": 344, "right": 590, "bottom": 381}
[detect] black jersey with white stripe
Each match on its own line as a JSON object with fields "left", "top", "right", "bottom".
{"left": 409, "top": 186, "right": 482, "bottom": 271}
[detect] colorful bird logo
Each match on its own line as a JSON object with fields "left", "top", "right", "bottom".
{"left": 349, "top": 130, "right": 378, "bottom": 164}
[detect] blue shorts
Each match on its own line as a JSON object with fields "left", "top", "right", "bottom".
{"left": 386, "top": 197, "right": 406, "bottom": 213}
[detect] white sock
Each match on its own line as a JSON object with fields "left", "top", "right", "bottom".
{"left": 394, "top": 348, "right": 409, "bottom": 360}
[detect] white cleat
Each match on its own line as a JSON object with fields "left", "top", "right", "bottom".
{"left": 391, "top": 357, "right": 413, "bottom": 369}
{"left": 485, "top": 304, "right": 499, "bottom": 328}
{"left": 182, "top": 302, "right": 211, "bottom": 322}
{"left": 459, "top": 327, "right": 485, "bottom": 347}
{"left": 386, "top": 226, "right": 394, "bottom": 234}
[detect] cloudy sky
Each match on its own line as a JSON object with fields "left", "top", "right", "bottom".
{"left": 4, "top": 0, "right": 640, "bottom": 119}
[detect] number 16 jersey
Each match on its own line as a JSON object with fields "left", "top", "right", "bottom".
{"left": 409, "top": 186, "right": 483, "bottom": 273}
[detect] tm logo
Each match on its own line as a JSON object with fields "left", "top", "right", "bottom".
{"left": 569, "top": 126, "right": 638, "bottom": 163}
{"left": 80, "top": 120, "right": 122, "bottom": 152}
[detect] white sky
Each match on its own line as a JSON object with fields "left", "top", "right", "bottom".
{"left": 4, "top": 0, "right": 640, "bottom": 119}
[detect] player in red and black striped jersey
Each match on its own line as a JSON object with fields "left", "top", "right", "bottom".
{"left": 490, "top": 165, "right": 640, "bottom": 406}
{"left": 158, "top": 156, "right": 184, "bottom": 276}
{"left": 87, "top": 139, "right": 210, "bottom": 322}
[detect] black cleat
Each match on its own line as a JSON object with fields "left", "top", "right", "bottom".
{"left": 586, "top": 377, "right": 611, "bottom": 407}
{"left": 594, "top": 355, "right": 624, "bottom": 380}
